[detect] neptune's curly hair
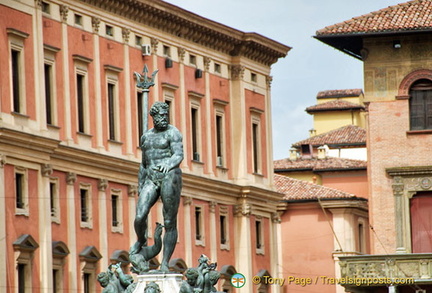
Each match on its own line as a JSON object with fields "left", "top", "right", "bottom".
{"left": 149, "top": 102, "right": 169, "bottom": 117}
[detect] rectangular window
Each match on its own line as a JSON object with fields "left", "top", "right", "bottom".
{"left": 108, "top": 83, "right": 116, "bottom": 140}
{"left": 216, "top": 115, "right": 223, "bottom": 166}
{"left": 137, "top": 92, "right": 143, "bottom": 144}
{"left": 41, "top": 1, "right": 50, "bottom": 14}
{"left": 53, "top": 269, "right": 59, "bottom": 293}
{"left": 74, "top": 14, "right": 82, "bottom": 25}
{"left": 15, "top": 173, "right": 24, "bottom": 209}
{"left": 111, "top": 194, "right": 119, "bottom": 227}
{"left": 358, "top": 223, "right": 365, "bottom": 253}
{"left": 252, "top": 123, "right": 260, "bottom": 173}
{"left": 44, "top": 63, "right": 53, "bottom": 125}
{"left": 195, "top": 206, "right": 202, "bottom": 241}
{"left": 163, "top": 45, "right": 171, "bottom": 57}
{"left": 11, "top": 49, "right": 21, "bottom": 113}
{"left": 191, "top": 108, "right": 200, "bottom": 161}
{"left": 251, "top": 72, "right": 257, "bottom": 82}
{"left": 189, "top": 54, "right": 196, "bottom": 65}
{"left": 50, "top": 182, "right": 56, "bottom": 217}
{"left": 135, "top": 35, "right": 142, "bottom": 46}
{"left": 18, "top": 263, "right": 26, "bottom": 293}
{"left": 214, "top": 63, "right": 221, "bottom": 74}
{"left": 255, "top": 220, "right": 263, "bottom": 249}
{"left": 164, "top": 99, "right": 172, "bottom": 124}
{"left": 220, "top": 215, "right": 227, "bottom": 245}
{"left": 76, "top": 74, "right": 85, "bottom": 133}
{"left": 80, "top": 189, "right": 88, "bottom": 223}
{"left": 83, "top": 273, "right": 91, "bottom": 293}
{"left": 106, "top": 25, "right": 113, "bottom": 36}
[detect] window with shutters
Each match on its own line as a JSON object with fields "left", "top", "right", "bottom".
{"left": 409, "top": 79, "right": 432, "bottom": 130}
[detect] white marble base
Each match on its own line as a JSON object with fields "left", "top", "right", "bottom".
{"left": 133, "top": 273, "right": 183, "bottom": 293}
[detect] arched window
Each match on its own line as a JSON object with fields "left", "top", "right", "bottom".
{"left": 409, "top": 79, "right": 432, "bottom": 130}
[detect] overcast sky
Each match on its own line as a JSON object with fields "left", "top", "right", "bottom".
{"left": 164, "top": 0, "right": 405, "bottom": 160}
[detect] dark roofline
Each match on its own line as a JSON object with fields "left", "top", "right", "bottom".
{"left": 314, "top": 30, "right": 432, "bottom": 61}
{"left": 282, "top": 196, "right": 368, "bottom": 203}
{"left": 306, "top": 106, "right": 364, "bottom": 114}
{"left": 275, "top": 166, "right": 366, "bottom": 173}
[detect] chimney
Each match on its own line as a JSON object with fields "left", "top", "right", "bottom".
{"left": 289, "top": 148, "right": 298, "bottom": 161}
{"left": 309, "top": 128, "right": 316, "bottom": 137}
{"left": 317, "top": 145, "right": 327, "bottom": 159}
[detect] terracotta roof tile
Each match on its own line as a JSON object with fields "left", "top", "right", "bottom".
{"left": 292, "top": 125, "right": 366, "bottom": 147}
{"left": 274, "top": 156, "right": 367, "bottom": 172}
{"left": 317, "top": 89, "right": 363, "bottom": 99}
{"left": 316, "top": 0, "right": 432, "bottom": 36}
{"left": 306, "top": 100, "right": 365, "bottom": 113}
{"left": 274, "top": 174, "right": 360, "bottom": 200}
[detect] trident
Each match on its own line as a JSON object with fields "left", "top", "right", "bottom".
{"left": 134, "top": 64, "right": 159, "bottom": 135}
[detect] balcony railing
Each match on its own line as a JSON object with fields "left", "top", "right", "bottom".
{"left": 338, "top": 254, "right": 432, "bottom": 287}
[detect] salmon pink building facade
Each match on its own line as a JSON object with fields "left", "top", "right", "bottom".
{"left": 0, "top": 0, "right": 290, "bottom": 292}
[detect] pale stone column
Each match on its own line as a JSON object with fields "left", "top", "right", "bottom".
{"left": 98, "top": 179, "right": 109, "bottom": 269}
{"left": 270, "top": 212, "right": 283, "bottom": 293}
{"left": 392, "top": 176, "right": 406, "bottom": 253}
{"left": 204, "top": 57, "right": 214, "bottom": 175}
{"left": 34, "top": 0, "right": 47, "bottom": 130}
{"left": 39, "top": 164, "right": 54, "bottom": 292}
{"left": 183, "top": 196, "right": 193, "bottom": 266}
{"left": 0, "top": 155, "right": 7, "bottom": 293}
{"left": 122, "top": 28, "right": 134, "bottom": 157}
{"left": 60, "top": 5, "right": 72, "bottom": 143}
{"left": 234, "top": 202, "right": 252, "bottom": 292}
{"left": 178, "top": 48, "right": 189, "bottom": 168}
{"left": 128, "top": 185, "right": 138, "bottom": 248}
{"left": 209, "top": 201, "right": 217, "bottom": 262}
{"left": 92, "top": 17, "right": 104, "bottom": 150}
{"left": 230, "top": 65, "right": 247, "bottom": 184}
{"left": 265, "top": 76, "right": 274, "bottom": 186}
{"left": 66, "top": 172, "right": 78, "bottom": 291}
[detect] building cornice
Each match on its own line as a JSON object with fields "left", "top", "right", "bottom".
{"left": 81, "top": 0, "right": 290, "bottom": 65}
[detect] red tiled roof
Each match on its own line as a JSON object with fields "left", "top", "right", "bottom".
{"left": 274, "top": 174, "right": 360, "bottom": 200}
{"left": 317, "top": 89, "right": 363, "bottom": 99}
{"left": 274, "top": 156, "right": 367, "bottom": 172}
{"left": 316, "top": 0, "right": 432, "bottom": 36}
{"left": 292, "top": 125, "right": 366, "bottom": 147}
{"left": 306, "top": 100, "right": 365, "bottom": 113}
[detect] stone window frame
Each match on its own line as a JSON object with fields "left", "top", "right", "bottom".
{"left": 104, "top": 65, "right": 122, "bottom": 143}
{"left": 13, "top": 234, "right": 38, "bottom": 292}
{"left": 79, "top": 183, "right": 93, "bottom": 229}
{"left": 219, "top": 206, "right": 230, "bottom": 251}
{"left": 387, "top": 166, "right": 432, "bottom": 253}
{"left": 110, "top": 188, "right": 123, "bottom": 233}
{"left": 194, "top": 205, "right": 205, "bottom": 247}
{"left": 44, "top": 44, "right": 60, "bottom": 126}
{"left": 397, "top": 69, "right": 432, "bottom": 133}
{"left": 189, "top": 91, "right": 204, "bottom": 163}
{"left": 8, "top": 28, "right": 29, "bottom": 115}
{"left": 15, "top": 166, "right": 29, "bottom": 216}
{"left": 50, "top": 177, "right": 61, "bottom": 223}
{"left": 73, "top": 54, "right": 92, "bottom": 135}
{"left": 214, "top": 99, "right": 228, "bottom": 169}
{"left": 162, "top": 82, "right": 178, "bottom": 126}
{"left": 250, "top": 108, "right": 263, "bottom": 175}
{"left": 255, "top": 216, "right": 265, "bottom": 255}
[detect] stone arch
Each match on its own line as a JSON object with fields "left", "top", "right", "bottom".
{"left": 398, "top": 69, "right": 432, "bottom": 98}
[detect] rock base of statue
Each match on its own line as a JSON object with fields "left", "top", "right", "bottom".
{"left": 132, "top": 273, "right": 183, "bottom": 293}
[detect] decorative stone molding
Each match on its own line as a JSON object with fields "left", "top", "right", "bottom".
{"left": 234, "top": 203, "right": 251, "bottom": 217}
{"left": 178, "top": 48, "right": 186, "bottom": 63}
{"left": 209, "top": 201, "right": 217, "bottom": 213}
{"left": 0, "top": 154, "right": 6, "bottom": 168}
{"left": 128, "top": 184, "right": 138, "bottom": 197}
{"left": 66, "top": 172, "right": 76, "bottom": 185}
{"left": 41, "top": 164, "right": 53, "bottom": 177}
{"left": 204, "top": 57, "right": 211, "bottom": 71}
{"left": 91, "top": 17, "right": 101, "bottom": 33}
{"left": 150, "top": 38, "right": 159, "bottom": 55}
{"left": 230, "top": 65, "right": 245, "bottom": 80}
{"left": 271, "top": 212, "right": 281, "bottom": 223}
{"left": 98, "top": 179, "right": 108, "bottom": 191}
{"left": 339, "top": 254, "right": 432, "bottom": 285}
{"left": 59, "top": 5, "right": 69, "bottom": 23}
{"left": 266, "top": 75, "right": 273, "bottom": 88}
{"left": 398, "top": 69, "right": 432, "bottom": 97}
{"left": 183, "top": 196, "right": 192, "bottom": 206}
{"left": 35, "top": 0, "right": 42, "bottom": 8}
{"left": 122, "top": 27, "right": 130, "bottom": 43}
